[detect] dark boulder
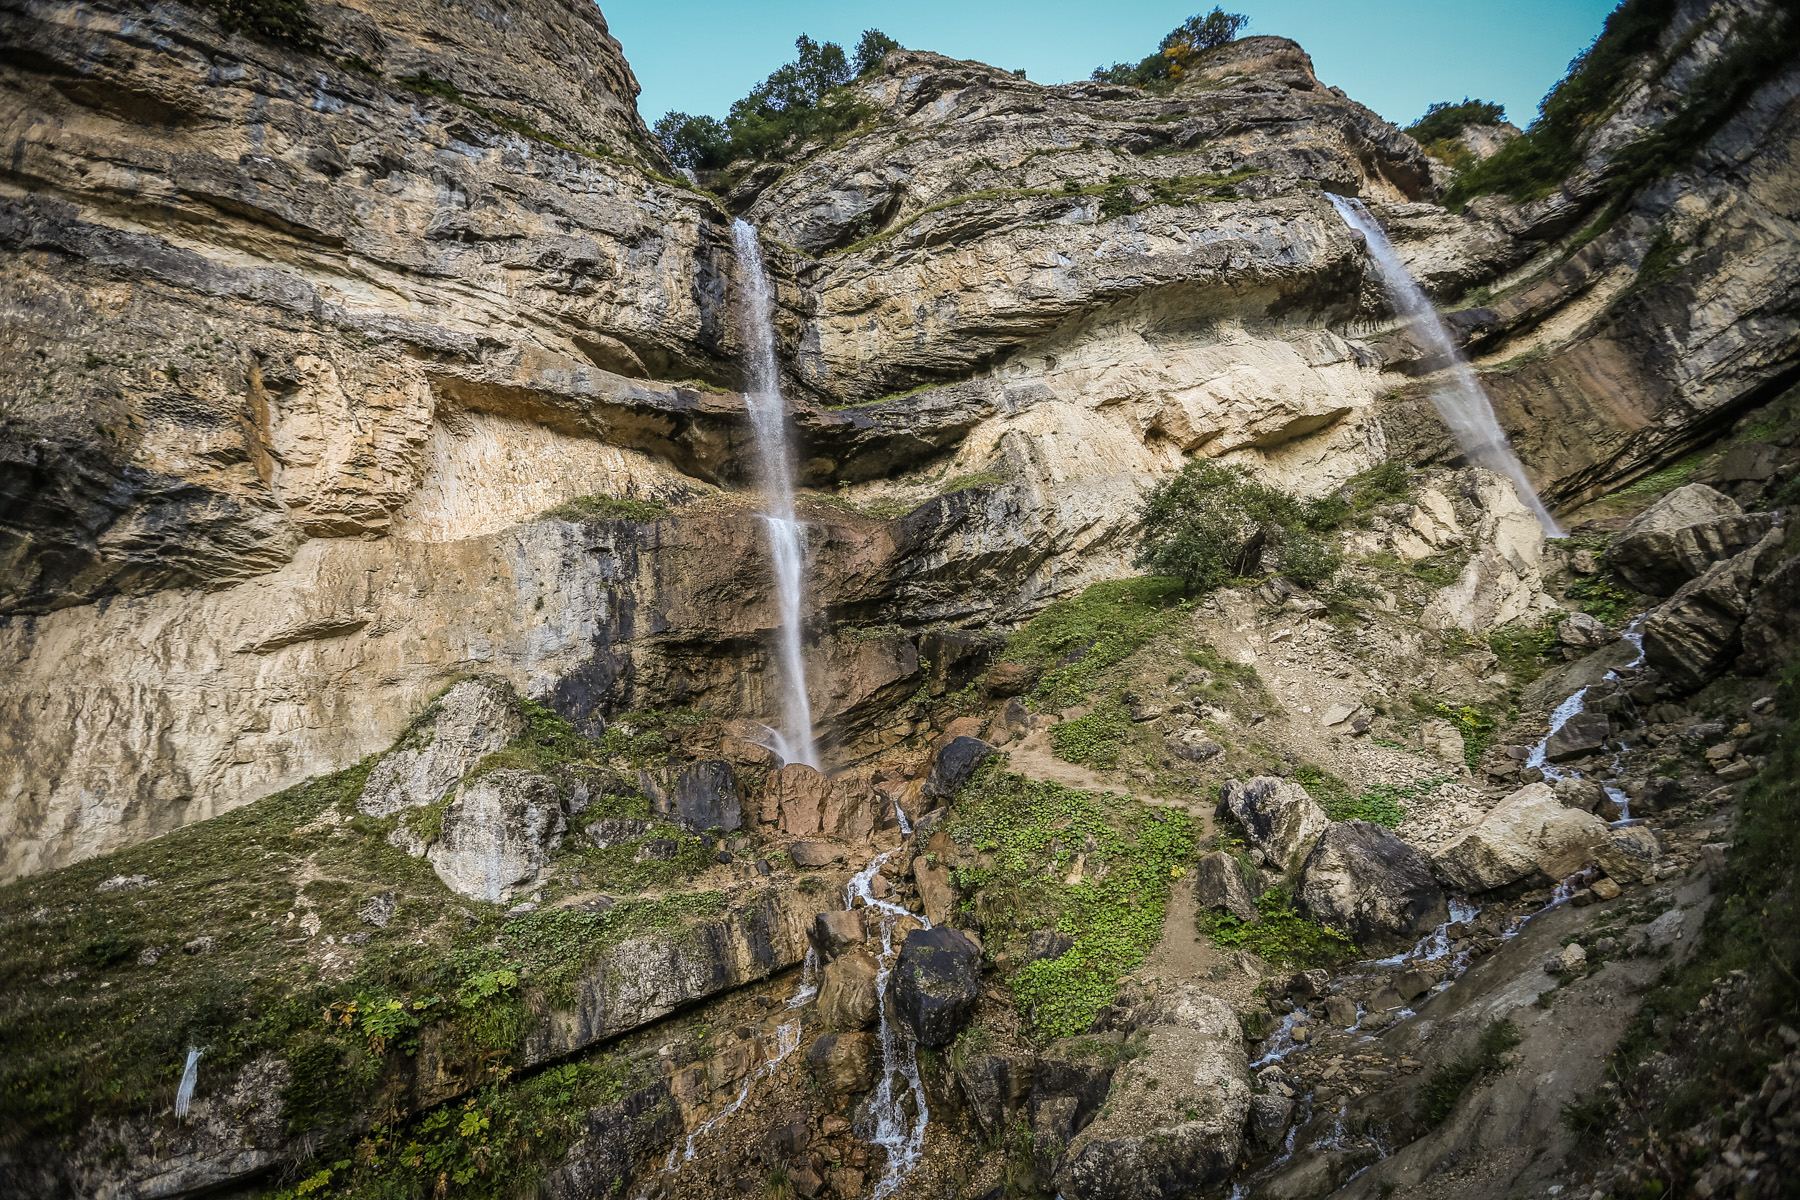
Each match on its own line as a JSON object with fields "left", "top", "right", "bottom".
{"left": 1298, "top": 820, "right": 1447, "bottom": 947}
{"left": 1030, "top": 1033, "right": 1124, "bottom": 1181}
{"left": 806, "top": 1031, "right": 877, "bottom": 1094}
{"left": 1544, "top": 711, "right": 1611, "bottom": 762}
{"left": 892, "top": 926, "right": 982, "bottom": 1047}
{"left": 810, "top": 910, "right": 867, "bottom": 961}
{"left": 1643, "top": 529, "right": 1785, "bottom": 692}
{"left": 1193, "top": 851, "right": 1259, "bottom": 923}
{"left": 954, "top": 1048, "right": 1036, "bottom": 1139}
{"left": 924, "top": 737, "right": 997, "bottom": 799}
{"left": 637, "top": 759, "right": 741, "bottom": 832}
{"left": 540, "top": 1081, "right": 680, "bottom": 1200}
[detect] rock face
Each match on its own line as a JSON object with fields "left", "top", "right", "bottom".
{"left": 1056, "top": 988, "right": 1251, "bottom": 1200}
{"left": 1194, "top": 851, "right": 1260, "bottom": 923}
{"left": 637, "top": 760, "right": 742, "bottom": 833}
{"left": 358, "top": 680, "right": 525, "bottom": 817}
{"left": 1299, "top": 821, "right": 1447, "bottom": 947}
{"left": 1432, "top": 783, "right": 1610, "bottom": 892}
{"left": 1606, "top": 485, "right": 1772, "bottom": 596}
{"left": 817, "top": 950, "right": 881, "bottom": 1031}
{"left": 1643, "top": 527, "right": 1788, "bottom": 691}
{"left": 923, "top": 736, "right": 997, "bottom": 799}
{"left": 892, "top": 926, "right": 983, "bottom": 1048}
{"left": 1220, "top": 777, "right": 1331, "bottom": 873}
{"left": 426, "top": 770, "right": 566, "bottom": 902}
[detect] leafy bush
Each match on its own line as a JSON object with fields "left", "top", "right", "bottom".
{"left": 1135, "top": 461, "right": 1342, "bottom": 593}
{"left": 1199, "top": 886, "right": 1355, "bottom": 968}
{"left": 654, "top": 30, "right": 899, "bottom": 171}
{"left": 1093, "top": 8, "right": 1249, "bottom": 91}
{"left": 1404, "top": 98, "right": 1507, "bottom": 144}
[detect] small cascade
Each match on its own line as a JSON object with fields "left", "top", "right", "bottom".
{"left": 847, "top": 848, "right": 932, "bottom": 1197}
{"left": 173, "top": 1047, "right": 202, "bottom": 1118}
{"left": 1525, "top": 618, "right": 1650, "bottom": 828}
{"left": 1326, "top": 193, "right": 1562, "bottom": 537}
{"left": 670, "top": 1019, "right": 803, "bottom": 1166}
{"left": 787, "top": 946, "right": 820, "bottom": 1009}
{"left": 731, "top": 219, "right": 819, "bottom": 769}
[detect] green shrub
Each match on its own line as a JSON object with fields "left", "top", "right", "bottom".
{"left": 1199, "top": 886, "right": 1355, "bottom": 968}
{"left": 1405, "top": 99, "right": 1507, "bottom": 144}
{"left": 1135, "top": 461, "right": 1341, "bottom": 592}
{"left": 1048, "top": 699, "right": 1133, "bottom": 768}
{"left": 1093, "top": 8, "right": 1249, "bottom": 91}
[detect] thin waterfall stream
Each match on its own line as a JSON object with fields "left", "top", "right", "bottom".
{"left": 1328, "top": 193, "right": 1563, "bottom": 537}
{"left": 731, "top": 218, "right": 820, "bottom": 769}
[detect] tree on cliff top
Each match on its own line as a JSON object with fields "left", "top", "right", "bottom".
{"left": 1093, "top": 7, "right": 1250, "bottom": 92}
{"left": 655, "top": 29, "right": 901, "bottom": 172}
{"left": 1405, "top": 99, "right": 1507, "bottom": 145}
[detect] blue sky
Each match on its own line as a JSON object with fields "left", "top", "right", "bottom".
{"left": 608, "top": 0, "right": 1618, "bottom": 132}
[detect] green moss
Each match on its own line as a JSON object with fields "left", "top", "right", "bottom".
{"left": 1488, "top": 616, "right": 1563, "bottom": 689}
{"left": 189, "top": 0, "right": 322, "bottom": 49}
{"left": 1565, "top": 573, "right": 1639, "bottom": 624}
{"left": 947, "top": 767, "right": 1194, "bottom": 1039}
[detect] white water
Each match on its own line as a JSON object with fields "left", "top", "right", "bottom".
{"left": 732, "top": 219, "right": 819, "bottom": 769}
{"left": 1524, "top": 618, "right": 1649, "bottom": 829}
{"left": 1327, "top": 194, "right": 1562, "bottom": 537}
{"left": 174, "top": 1047, "right": 201, "bottom": 1118}
{"left": 847, "top": 848, "right": 933, "bottom": 1197}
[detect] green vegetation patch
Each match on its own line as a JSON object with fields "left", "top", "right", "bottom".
{"left": 190, "top": 0, "right": 322, "bottom": 50}
{"left": 539, "top": 495, "right": 672, "bottom": 524}
{"left": 1295, "top": 766, "right": 1447, "bottom": 827}
{"left": 946, "top": 767, "right": 1195, "bottom": 1039}
{"left": 1092, "top": 7, "right": 1250, "bottom": 93}
{"left": 1198, "top": 886, "right": 1355, "bottom": 968}
{"left": 1416, "top": 1019, "right": 1523, "bottom": 1128}
{"left": 1048, "top": 697, "right": 1134, "bottom": 768}
{"left": 1001, "top": 576, "right": 1189, "bottom": 712}
{"left": 1136, "top": 461, "right": 1343, "bottom": 594}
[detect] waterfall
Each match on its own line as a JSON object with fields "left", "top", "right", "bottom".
{"left": 174, "top": 1047, "right": 202, "bottom": 1118}
{"left": 731, "top": 219, "right": 820, "bottom": 769}
{"left": 847, "top": 847, "right": 932, "bottom": 1197}
{"left": 1327, "top": 194, "right": 1563, "bottom": 537}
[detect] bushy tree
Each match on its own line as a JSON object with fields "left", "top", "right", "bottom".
{"left": 854, "top": 29, "right": 902, "bottom": 76}
{"left": 1135, "top": 461, "right": 1341, "bottom": 592}
{"left": 1405, "top": 99, "right": 1507, "bottom": 144}
{"left": 654, "top": 29, "right": 901, "bottom": 174}
{"left": 1093, "top": 7, "right": 1248, "bottom": 91}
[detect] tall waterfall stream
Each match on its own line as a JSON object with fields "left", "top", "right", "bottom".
{"left": 1328, "top": 194, "right": 1563, "bottom": 537}
{"left": 732, "top": 218, "right": 820, "bottom": 768}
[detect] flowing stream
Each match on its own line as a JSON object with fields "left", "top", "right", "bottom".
{"left": 1327, "top": 193, "right": 1562, "bottom": 537}
{"left": 847, "top": 848, "right": 932, "bottom": 1197}
{"left": 174, "top": 1047, "right": 201, "bottom": 1118}
{"left": 731, "top": 218, "right": 819, "bottom": 769}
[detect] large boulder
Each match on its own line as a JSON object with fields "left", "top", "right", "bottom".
{"left": 358, "top": 679, "right": 524, "bottom": 817}
{"left": 426, "top": 769, "right": 566, "bottom": 902}
{"left": 892, "top": 926, "right": 982, "bottom": 1047}
{"left": 1643, "top": 528, "right": 1787, "bottom": 692}
{"left": 1055, "top": 989, "right": 1251, "bottom": 1200}
{"left": 912, "top": 855, "right": 956, "bottom": 925}
{"left": 954, "top": 1049, "right": 1037, "bottom": 1140}
{"left": 764, "top": 763, "right": 833, "bottom": 835}
{"left": 1431, "top": 782, "right": 1609, "bottom": 892}
{"left": 1193, "top": 851, "right": 1259, "bottom": 923}
{"left": 1298, "top": 821, "right": 1447, "bottom": 946}
{"left": 817, "top": 950, "right": 881, "bottom": 1031}
{"left": 1219, "top": 777, "right": 1330, "bottom": 873}
{"left": 1738, "top": 553, "right": 1800, "bottom": 675}
{"left": 806, "top": 1032, "right": 877, "bottom": 1094}
{"left": 810, "top": 910, "right": 867, "bottom": 960}
{"left": 637, "top": 760, "right": 741, "bottom": 832}
{"left": 924, "top": 736, "right": 997, "bottom": 799}
{"left": 1031, "top": 1034, "right": 1124, "bottom": 1181}
{"left": 1594, "top": 825, "right": 1662, "bottom": 886}
{"left": 1606, "top": 484, "right": 1770, "bottom": 595}
{"left": 1544, "top": 710, "right": 1611, "bottom": 762}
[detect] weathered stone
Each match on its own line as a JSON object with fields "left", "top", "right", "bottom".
{"left": 1393, "top": 970, "right": 1432, "bottom": 1002}
{"left": 358, "top": 892, "right": 397, "bottom": 929}
{"left": 955, "top": 1050, "right": 1036, "bottom": 1140}
{"left": 1593, "top": 825, "right": 1662, "bottom": 886}
{"left": 586, "top": 818, "right": 654, "bottom": 849}
{"left": 923, "top": 736, "right": 997, "bottom": 800}
{"left": 816, "top": 950, "right": 881, "bottom": 1032}
{"left": 1193, "top": 851, "right": 1260, "bottom": 924}
{"left": 1324, "top": 995, "right": 1359, "bottom": 1027}
{"left": 892, "top": 927, "right": 982, "bottom": 1048}
{"left": 789, "top": 841, "right": 842, "bottom": 868}
{"left": 1605, "top": 485, "right": 1755, "bottom": 595}
{"left": 1055, "top": 988, "right": 1250, "bottom": 1200}
{"left": 359, "top": 680, "right": 525, "bottom": 817}
{"left": 1557, "top": 611, "right": 1611, "bottom": 651}
{"left": 1417, "top": 718, "right": 1468, "bottom": 766}
{"left": 1590, "top": 876, "right": 1623, "bottom": 900}
{"left": 637, "top": 759, "right": 741, "bottom": 833}
{"left": 983, "top": 662, "right": 1040, "bottom": 699}
{"left": 1553, "top": 776, "right": 1606, "bottom": 812}
{"left": 426, "top": 770, "right": 565, "bottom": 902}
{"left": 912, "top": 855, "right": 956, "bottom": 926}
{"left": 1023, "top": 929, "right": 1075, "bottom": 963}
{"left": 1644, "top": 529, "right": 1787, "bottom": 691}
{"left": 1544, "top": 711, "right": 1611, "bottom": 762}
{"left": 810, "top": 910, "right": 867, "bottom": 961}
{"left": 768, "top": 764, "right": 834, "bottom": 836}
{"left": 1298, "top": 821, "right": 1447, "bottom": 947}
{"left": 1250, "top": 1092, "right": 1297, "bottom": 1147}
{"left": 806, "top": 1032, "right": 877, "bottom": 1094}
{"left": 1219, "top": 777, "right": 1330, "bottom": 872}
{"left": 542, "top": 1083, "right": 681, "bottom": 1200}
{"left": 1431, "top": 782, "right": 1609, "bottom": 892}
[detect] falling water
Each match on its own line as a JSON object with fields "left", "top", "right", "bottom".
{"left": 731, "top": 219, "right": 819, "bottom": 769}
{"left": 847, "top": 848, "right": 932, "bottom": 1197}
{"left": 1327, "top": 193, "right": 1563, "bottom": 537}
{"left": 174, "top": 1047, "right": 202, "bottom": 1118}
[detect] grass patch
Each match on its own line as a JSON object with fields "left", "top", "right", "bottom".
{"left": 1415, "top": 1019, "right": 1523, "bottom": 1128}
{"left": 1295, "top": 767, "right": 1447, "bottom": 827}
{"left": 1488, "top": 616, "right": 1562, "bottom": 689}
{"left": 1198, "top": 886, "right": 1355, "bottom": 969}
{"left": 947, "top": 767, "right": 1195, "bottom": 1039}
{"left": 539, "top": 495, "right": 672, "bottom": 523}
{"left": 1001, "top": 576, "right": 1190, "bottom": 712}
{"left": 1047, "top": 698, "right": 1134, "bottom": 769}
{"left": 1413, "top": 697, "right": 1498, "bottom": 771}
{"left": 1565, "top": 573, "right": 1639, "bottom": 624}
